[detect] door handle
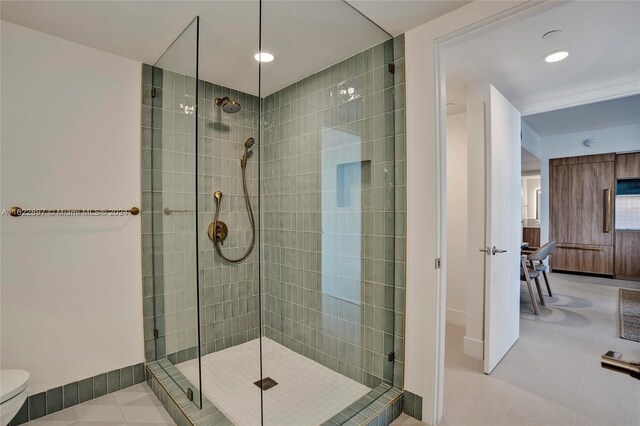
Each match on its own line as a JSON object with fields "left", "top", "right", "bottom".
{"left": 603, "top": 189, "right": 612, "bottom": 233}
{"left": 479, "top": 246, "right": 508, "bottom": 255}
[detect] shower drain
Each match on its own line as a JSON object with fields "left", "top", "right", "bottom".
{"left": 254, "top": 377, "right": 278, "bottom": 391}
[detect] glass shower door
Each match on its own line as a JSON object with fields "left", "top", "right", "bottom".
{"left": 143, "top": 17, "right": 202, "bottom": 407}
{"left": 260, "top": 2, "right": 397, "bottom": 424}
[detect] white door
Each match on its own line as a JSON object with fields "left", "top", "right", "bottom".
{"left": 483, "top": 85, "right": 522, "bottom": 374}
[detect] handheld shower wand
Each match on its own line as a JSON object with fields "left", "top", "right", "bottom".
{"left": 241, "top": 137, "right": 255, "bottom": 169}
{"left": 208, "top": 137, "right": 256, "bottom": 263}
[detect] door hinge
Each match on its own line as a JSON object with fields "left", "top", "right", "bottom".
{"left": 435, "top": 258, "right": 442, "bottom": 269}
{"left": 388, "top": 351, "right": 395, "bottom": 362}
{"left": 150, "top": 87, "right": 157, "bottom": 98}
{"left": 187, "top": 388, "right": 194, "bottom": 401}
{"left": 388, "top": 63, "right": 396, "bottom": 74}
{"left": 153, "top": 329, "right": 159, "bottom": 339}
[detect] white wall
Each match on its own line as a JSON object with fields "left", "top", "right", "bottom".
{"left": 521, "top": 121, "right": 541, "bottom": 159}
{"left": 445, "top": 113, "right": 467, "bottom": 327}
{"left": 539, "top": 123, "right": 640, "bottom": 245}
{"left": 404, "top": 2, "right": 525, "bottom": 423}
{"left": 522, "top": 176, "right": 541, "bottom": 220}
{"left": 0, "top": 21, "right": 143, "bottom": 393}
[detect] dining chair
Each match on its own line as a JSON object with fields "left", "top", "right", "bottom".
{"left": 526, "top": 241, "right": 556, "bottom": 297}
{"left": 520, "top": 257, "right": 540, "bottom": 315}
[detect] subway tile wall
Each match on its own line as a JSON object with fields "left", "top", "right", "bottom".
{"left": 141, "top": 65, "right": 260, "bottom": 362}
{"left": 261, "top": 35, "right": 406, "bottom": 389}
{"left": 196, "top": 79, "right": 261, "bottom": 354}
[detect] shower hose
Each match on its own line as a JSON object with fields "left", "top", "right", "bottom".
{"left": 212, "top": 162, "right": 255, "bottom": 263}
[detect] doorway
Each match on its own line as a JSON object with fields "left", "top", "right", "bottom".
{"left": 437, "top": 1, "right": 640, "bottom": 424}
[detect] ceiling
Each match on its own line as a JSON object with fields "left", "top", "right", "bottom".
{"left": 0, "top": 0, "right": 469, "bottom": 96}
{"left": 349, "top": 0, "right": 469, "bottom": 36}
{"left": 523, "top": 94, "right": 640, "bottom": 137}
{"left": 444, "top": 1, "right": 640, "bottom": 115}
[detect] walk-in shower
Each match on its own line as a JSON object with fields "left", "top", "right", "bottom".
{"left": 141, "top": 2, "right": 406, "bottom": 424}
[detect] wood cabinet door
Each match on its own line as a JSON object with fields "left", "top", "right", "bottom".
{"left": 551, "top": 160, "right": 614, "bottom": 246}
{"left": 615, "top": 232, "right": 640, "bottom": 279}
{"left": 552, "top": 244, "right": 614, "bottom": 275}
{"left": 616, "top": 153, "right": 640, "bottom": 179}
{"left": 522, "top": 227, "right": 540, "bottom": 247}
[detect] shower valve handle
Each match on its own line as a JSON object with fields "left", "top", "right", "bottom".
{"left": 208, "top": 220, "right": 228, "bottom": 245}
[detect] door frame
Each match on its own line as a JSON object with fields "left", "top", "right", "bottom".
{"left": 430, "top": 0, "right": 640, "bottom": 423}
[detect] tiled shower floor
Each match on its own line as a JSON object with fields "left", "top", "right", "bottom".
{"left": 176, "top": 338, "right": 370, "bottom": 426}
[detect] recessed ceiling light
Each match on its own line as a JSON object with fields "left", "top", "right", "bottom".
{"left": 544, "top": 50, "right": 569, "bottom": 63}
{"left": 254, "top": 52, "right": 274, "bottom": 63}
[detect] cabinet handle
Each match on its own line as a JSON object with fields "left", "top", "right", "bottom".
{"left": 557, "top": 245, "right": 605, "bottom": 252}
{"left": 604, "top": 189, "right": 612, "bottom": 233}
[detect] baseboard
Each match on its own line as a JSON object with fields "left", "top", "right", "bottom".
{"left": 463, "top": 336, "right": 484, "bottom": 360}
{"left": 9, "top": 362, "right": 146, "bottom": 426}
{"left": 402, "top": 389, "right": 423, "bottom": 421}
{"left": 445, "top": 308, "right": 466, "bottom": 327}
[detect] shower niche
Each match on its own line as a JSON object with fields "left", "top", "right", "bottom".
{"left": 141, "top": 3, "right": 406, "bottom": 424}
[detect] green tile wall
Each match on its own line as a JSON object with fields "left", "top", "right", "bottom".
{"left": 261, "top": 35, "right": 406, "bottom": 390}
{"left": 196, "top": 80, "right": 261, "bottom": 354}
{"left": 141, "top": 64, "right": 261, "bottom": 362}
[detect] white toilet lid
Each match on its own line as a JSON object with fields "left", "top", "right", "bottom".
{"left": 0, "top": 370, "right": 29, "bottom": 404}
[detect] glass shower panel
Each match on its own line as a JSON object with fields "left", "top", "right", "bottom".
{"left": 260, "top": 2, "right": 396, "bottom": 424}
{"left": 179, "top": 5, "right": 263, "bottom": 425}
{"left": 146, "top": 17, "right": 202, "bottom": 407}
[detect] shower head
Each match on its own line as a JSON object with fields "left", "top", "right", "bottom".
{"left": 241, "top": 137, "right": 255, "bottom": 169}
{"left": 215, "top": 97, "right": 241, "bottom": 113}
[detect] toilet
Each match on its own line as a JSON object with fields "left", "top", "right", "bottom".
{"left": 0, "top": 370, "right": 29, "bottom": 426}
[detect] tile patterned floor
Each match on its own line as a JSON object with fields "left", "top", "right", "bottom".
{"left": 176, "top": 337, "right": 371, "bottom": 426}
{"left": 25, "top": 383, "right": 175, "bottom": 426}
{"left": 442, "top": 273, "right": 640, "bottom": 426}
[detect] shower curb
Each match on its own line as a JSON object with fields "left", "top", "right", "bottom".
{"left": 324, "top": 386, "right": 403, "bottom": 426}
{"left": 146, "top": 361, "right": 232, "bottom": 426}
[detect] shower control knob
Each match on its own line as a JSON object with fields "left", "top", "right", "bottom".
{"left": 208, "top": 220, "right": 228, "bottom": 244}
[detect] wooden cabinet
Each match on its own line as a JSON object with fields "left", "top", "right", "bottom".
{"left": 522, "top": 227, "right": 540, "bottom": 247}
{"left": 615, "top": 232, "right": 640, "bottom": 280}
{"left": 615, "top": 153, "right": 640, "bottom": 280}
{"left": 550, "top": 154, "right": 615, "bottom": 275}
{"left": 616, "top": 153, "right": 640, "bottom": 179}
{"left": 552, "top": 244, "right": 614, "bottom": 276}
